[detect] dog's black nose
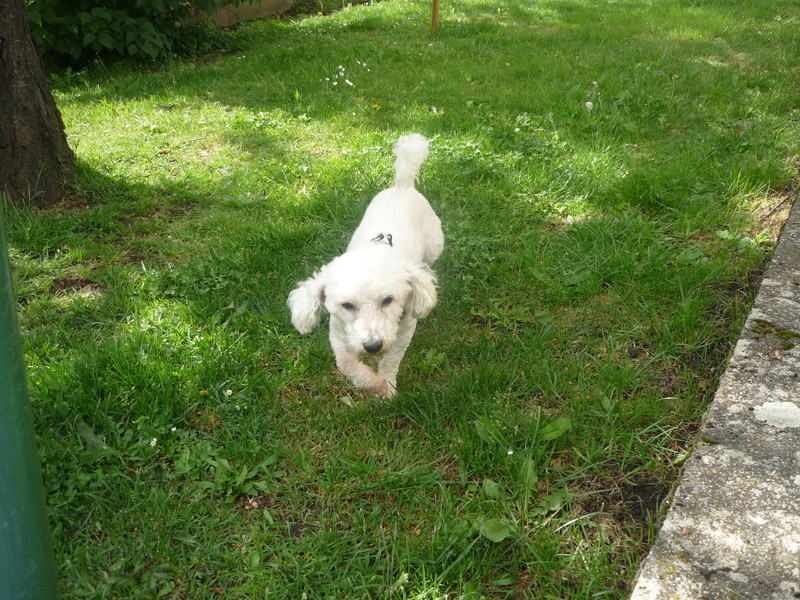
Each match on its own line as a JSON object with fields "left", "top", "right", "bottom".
{"left": 363, "top": 340, "right": 383, "bottom": 354}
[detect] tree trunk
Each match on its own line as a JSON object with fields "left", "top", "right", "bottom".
{"left": 0, "top": 0, "right": 75, "bottom": 208}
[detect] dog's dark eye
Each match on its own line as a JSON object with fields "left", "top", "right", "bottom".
{"left": 381, "top": 296, "right": 394, "bottom": 307}
{"left": 341, "top": 302, "right": 356, "bottom": 311}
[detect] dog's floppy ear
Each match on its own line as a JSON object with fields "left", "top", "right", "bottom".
{"left": 287, "top": 272, "right": 326, "bottom": 334}
{"left": 405, "top": 264, "right": 438, "bottom": 319}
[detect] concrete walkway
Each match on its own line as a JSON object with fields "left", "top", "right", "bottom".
{"left": 631, "top": 198, "right": 800, "bottom": 599}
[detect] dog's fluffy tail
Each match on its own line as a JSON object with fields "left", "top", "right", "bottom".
{"left": 393, "top": 134, "right": 429, "bottom": 190}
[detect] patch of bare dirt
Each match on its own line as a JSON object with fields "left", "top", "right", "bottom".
{"left": 49, "top": 275, "right": 103, "bottom": 298}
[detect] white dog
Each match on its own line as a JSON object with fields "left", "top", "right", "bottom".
{"left": 287, "top": 134, "right": 443, "bottom": 398}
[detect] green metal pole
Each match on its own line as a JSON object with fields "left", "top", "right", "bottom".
{"left": 0, "top": 209, "right": 60, "bottom": 599}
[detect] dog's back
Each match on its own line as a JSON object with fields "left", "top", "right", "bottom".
{"left": 348, "top": 135, "right": 443, "bottom": 265}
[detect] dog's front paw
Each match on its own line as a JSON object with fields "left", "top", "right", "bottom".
{"left": 382, "top": 379, "right": 397, "bottom": 399}
{"left": 369, "top": 376, "right": 396, "bottom": 399}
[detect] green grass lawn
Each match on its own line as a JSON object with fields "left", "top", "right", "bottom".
{"left": 6, "top": 0, "right": 800, "bottom": 597}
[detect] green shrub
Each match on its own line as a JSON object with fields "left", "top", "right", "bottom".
{"left": 26, "top": 0, "right": 236, "bottom": 65}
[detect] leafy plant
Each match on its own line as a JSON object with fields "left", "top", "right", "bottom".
{"left": 197, "top": 455, "right": 282, "bottom": 497}
{"left": 715, "top": 229, "right": 771, "bottom": 254}
{"left": 26, "top": 0, "right": 237, "bottom": 64}
{"left": 478, "top": 517, "right": 514, "bottom": 543}
{"left": 470, "top": 297, "right": 553, "bottom": 330}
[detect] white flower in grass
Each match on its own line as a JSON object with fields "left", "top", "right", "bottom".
{"left": 150, "top": 438, "right": 158, "bottom": 447}
{"left": 585, "top": 101, "right": 594, "bottom": 111}
{"left": 226, "top": 389, "right": 233, "bottom": 397}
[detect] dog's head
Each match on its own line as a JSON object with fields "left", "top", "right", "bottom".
{"left": 287, "top": 249, "right": 438, "bottom": 355}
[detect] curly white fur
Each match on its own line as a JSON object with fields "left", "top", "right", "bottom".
{"left": 288, "top": 134, "right": 444, "bottom": 398}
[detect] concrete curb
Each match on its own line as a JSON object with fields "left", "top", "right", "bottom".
{"left": 630, "top": 198, "right": 800, "bottom": 599}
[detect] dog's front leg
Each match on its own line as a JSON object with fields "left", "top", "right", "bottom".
{"left": 335, "top": 349, "right": 391, "bottom": 398}
{"left": 330, "top": 328, "right": 390, "bottom": 398}
{"left": 378, "top": 318, "right": 418, "bottom": 397}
